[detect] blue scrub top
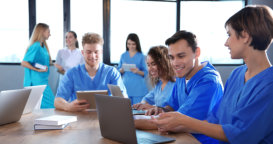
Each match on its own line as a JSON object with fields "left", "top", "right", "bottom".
{"left": 56, "top": 63, "right": 127, "bottom": 102}
{"left": 23, "top": 41, "right": 54, "bottom": 108}
{"left": 23, "top": 41, "right": 50, "bottom": 86}
{"left": 207, "top": 65, "right": 273, "bottom": 144}
{"left": 142, "top": 80, "right": 175, "bottom": 107}
{"left": 118, "top": 51, "right": 148, "bottom": 97}
{"left": 167, "top": 62, "right": 224, "bottom": 144}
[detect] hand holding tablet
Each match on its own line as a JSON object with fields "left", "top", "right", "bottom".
{"left": 122, "top": 64, "right": 136, "bottom": 72}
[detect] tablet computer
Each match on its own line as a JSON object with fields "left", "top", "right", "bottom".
{"left": 122, "top": 64, "right": 136, "bottom": 72}
{"left": 76, "top": 90, "right": 108, "bottom": 110}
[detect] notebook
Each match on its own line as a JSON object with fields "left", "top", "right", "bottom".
{"left": 76, "top": 90, "right": 108, "bottom": 110}
{"left": 0, "top": 88, "right": 31, "bottom": 126}
{"left": 23, "top": 85, "right": 46, "bottom": 114}
{"left": 34, "top": 123, "right": 69, "bottom": 130}
{"left": 95, "top": 94, "right": 175, "bottom": 144}
{"left": 34, "top": 115, "right": 77, "bottom": 125}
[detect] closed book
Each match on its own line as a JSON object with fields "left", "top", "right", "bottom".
{"left": 34, "top": 115, "right": 77, "bottom": 126}
{"left": 34, "top": 123, "right": 69, "bottom": 130}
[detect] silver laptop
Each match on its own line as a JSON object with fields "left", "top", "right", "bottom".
{"left": 95, "top": 94, "right": 175, "bottom": 144}
{"left": 107, "top": 84, "right": 126, "bottom": 98}
{"left": 0, "top": 88, "right": 31, "bottom": 126}
{"left": 23, "top": 85, "right": 46, "bottom": 114}
{"left": 107, "top": 84, "right": 145, "bottom": 115}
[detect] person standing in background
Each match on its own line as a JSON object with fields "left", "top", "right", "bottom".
{"left": 21, "top": 23, "right": 55, "bottom": 108}
{"left": 54, "top": 31, "right": 84, "bottom": 75}
{"left": 118, "top": 33, "right": 149, "bottom": 104}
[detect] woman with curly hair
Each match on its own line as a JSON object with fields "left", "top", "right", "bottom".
{"left": 133, "top": 45, "right": 175, "bottom": 110}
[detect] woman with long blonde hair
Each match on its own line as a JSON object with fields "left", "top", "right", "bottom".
{"left": 21, "top": 23, "right": 55, "bottom": 108}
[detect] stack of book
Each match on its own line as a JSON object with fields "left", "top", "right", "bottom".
{"left": 34, "top": 115, "right": 77, "bottom": 130}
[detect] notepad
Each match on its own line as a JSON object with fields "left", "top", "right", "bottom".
{"left": 34, "top": 115, "right": 77, "bottom": 126}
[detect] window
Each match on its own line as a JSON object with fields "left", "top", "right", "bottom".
{"left": 0, "top": 0, "right": 28, "bottom": 63}
{"left": 180, "top": 1, "right": 244, "bottom": 64}
{"left": 110, "top": 0, "right": 176, "bottom": 63}
{"left": 71, "top": 0, "right": 103, "bottom": 50}
{"left": 36, "top": 0, "right": 63, "bottom": 60}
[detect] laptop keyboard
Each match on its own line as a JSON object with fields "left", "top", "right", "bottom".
{"left": 137, "top": 138, "right": 158, "bottom": 144}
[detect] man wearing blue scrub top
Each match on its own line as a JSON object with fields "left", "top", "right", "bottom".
{"left": 54, "top": 32, "right": 127, "bottom": 112}
{"left": 146, "top": 30, "right": 223, "bottom": 144}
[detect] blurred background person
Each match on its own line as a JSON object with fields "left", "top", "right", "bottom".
{"left": 21, "top": 23, "right": 55, "bottom": 108}
{"left": 118, "top": 33, "right": 149, "bottom": 104}
{"left": 55, "top": 31, "right": 84, "bottom": 75}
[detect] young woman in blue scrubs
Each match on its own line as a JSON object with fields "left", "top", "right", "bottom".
{"left": 132, "top": 46, "right": 175, "bottom": 110}
{"left": 118, "top": 33, "right": 149, "bottom": 104}
{"left": 21, "top": 23, "right": 55, "bottom": 108}
{"left": 152, "top": 5, "right": 273, "bottom": 144}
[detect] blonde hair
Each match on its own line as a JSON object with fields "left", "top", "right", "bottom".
{"left": 27, "top": 23, "right": 51, "bottom": 63}
{"left": 82, "top": 32, "right": 104, "bottom": 46}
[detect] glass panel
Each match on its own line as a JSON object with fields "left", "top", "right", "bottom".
{"left": 0, "top": 0, "right": 28, "bottom": 63}
{"left": 36, "top": 0, "right": 63, "bottom": 61}
{"left": 180, "top": 1, "right": 244, "bottom": 64}
{"left": 71, "top": 0, "right": 103, "bottom": 50}
{"left": 111, "top": 0, "right": 176, "bottom": 63}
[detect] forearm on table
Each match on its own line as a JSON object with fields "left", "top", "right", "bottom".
{"left": 54, "top": 97, "right": 69, "bottom": 111}
{"left": 184, "top": 117, "right": 228, "bottom": 142}
{"left": 135, "top": 119, "right": 157, "bottom": 130}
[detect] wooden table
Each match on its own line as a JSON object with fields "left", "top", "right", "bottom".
{"left": 0, "top": 109, "right": 200, "bottom": 144}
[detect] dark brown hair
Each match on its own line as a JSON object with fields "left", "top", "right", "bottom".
{"left": 126, "top": 33, "right": 142, "bottom": 53}
{"left": 165, "top": 30, "right": 198, "bottom": 52}
{"left": 67, "top": 31, "right": 79, "bottom": 48}
{"left": 225, "top": 5, "right": 273, "bottom": 50}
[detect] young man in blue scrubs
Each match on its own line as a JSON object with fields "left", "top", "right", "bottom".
{"left": 54, "top": 33, "right": 127, "bottom": 112}
{"left": 151, "top": 5, "right": 273, "bottom": 144}
{"left": 137, "top": 30, "right": 224, "bottom": 143}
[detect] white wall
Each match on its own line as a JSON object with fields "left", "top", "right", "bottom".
{"left": 0, "top": 65, "right": 59, "bottom": 94}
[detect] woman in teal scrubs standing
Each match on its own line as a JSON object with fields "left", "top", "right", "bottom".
{"left": 21, "top": 23, "right": 55, "bottom": 108}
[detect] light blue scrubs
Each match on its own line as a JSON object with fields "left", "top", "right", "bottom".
{"left": 56, "top": 63, "right": 127, "bottom": 102}
{"left": 142, "top": 80, "right": 175, "bottom": 107}
{"left": 168, "top": 62, "right": 224, "bottom": 144}
{"left": 23, "top": 41, "right": 55, "bottom": 108}
{"left": 118, "top": 51, "right": 148, "bottom": 104}
{"left": 207, "top": 65, "right": 273, "bottom": 144}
